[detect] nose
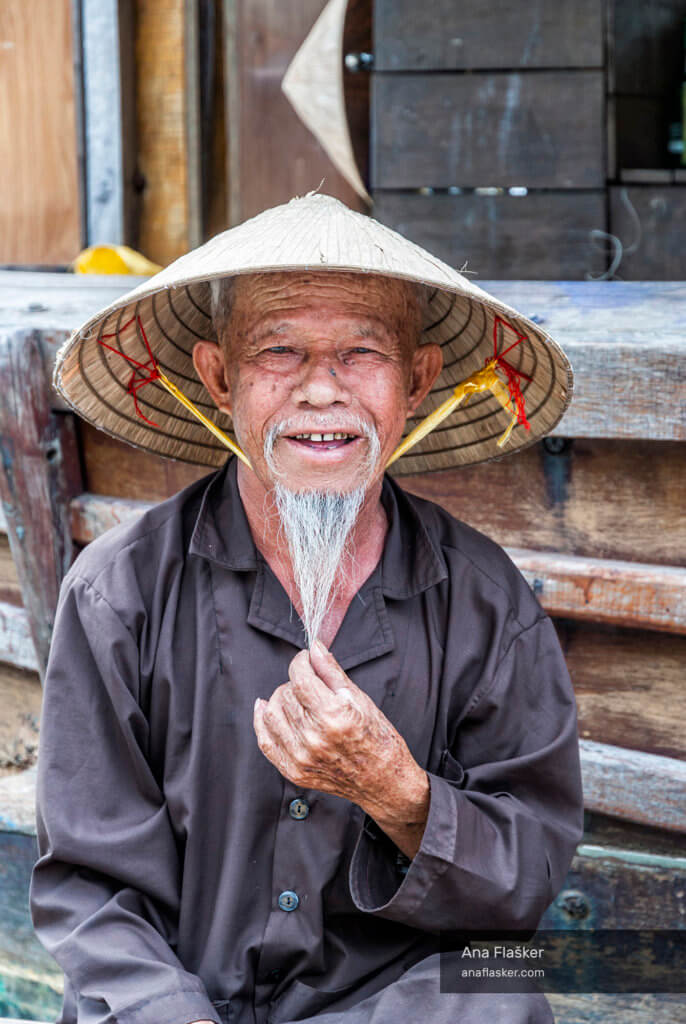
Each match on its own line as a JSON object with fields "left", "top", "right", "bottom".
{"left": 291, "top": 353, "right": 351, "bottom": 408}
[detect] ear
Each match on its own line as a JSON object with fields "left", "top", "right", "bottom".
{"left": 192, "top": 340, "right": 233, "bottom": 416}
{"left": 407, "top": 342, "right": 443, "bottom": 415}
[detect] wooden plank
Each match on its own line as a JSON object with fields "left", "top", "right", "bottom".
{"left": 0, "top": 824, "right": 64, "bottom": 1021}
{"left": 343, "top": 0, "right": 372, "bottom": 195}
{"left": 401, "top": 440, "right": 686, "bottom": 567}
{"left": 0, "top": 602, "right": 38, "bottom": 673}
{"left": 559, "top": 622, "right": 686, "bottom": 762}
{"left": 67, "top": 495, "right": 686, "bottom": 635}
{"left": 79, "top": 422, "right": 209, "bottom": 500}
{"left": 510, "top": 549, "right": 686, "bottom": 635}
{"left": 0, "top": 330, "right": 84, "bottom": 678}
{"left": 134, "top": 0, "right": 191, "bottom": 264}
{"left": 609, "top": 186, "right": 686, "bottom": 280}
{"left": 70, "top": 492, "right": 154, "bottom": 543}
{"left": 372, "top": 192, "right": 608, "bottom": 280}
{"left": 237, "top": 0, "right": 366, "bottom": 219}
{"left": 0, "top": 536, "right": 22, "bottom": 607}
{"left": 548, "top": 993, "right": 686, "bottom": 1024}
{"left": 374, "top": 0, "right": 604, "bottom": 71}
{"left": 614, "top": 96, "right": 667, "bottom": 173}
{"left": 0, "top": 667, "right": 41, "bottom": 776}
{"left": 0, "top": 0, "right": 81, "bottom": 264}
{"left": 371, "top": 71, "right": 605, "bottom": 189}
{"left": 542, "top": 838, "right": 686, "bottom": 927}
{"left": 0, "top": 272, "right": 146, "bottom": 332}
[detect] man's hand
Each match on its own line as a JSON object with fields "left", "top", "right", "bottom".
{"left": 253, "top": 640, "right": 429, "bottom": 859}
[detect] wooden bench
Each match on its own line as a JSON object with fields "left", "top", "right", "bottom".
{"left": 1, "top": 272, "right": 685, "bottom": 1022}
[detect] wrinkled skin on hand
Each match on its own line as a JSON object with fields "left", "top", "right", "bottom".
{"left": 253, "top": 641, "right": 430, "bottom": 858}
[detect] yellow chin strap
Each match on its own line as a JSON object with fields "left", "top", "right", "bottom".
{"left": 154, "top": 356, "right": 526, "bottom": 472}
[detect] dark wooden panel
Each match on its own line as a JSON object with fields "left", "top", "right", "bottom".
{"left": 400, "top": 440, "right": 686, "bottom": 567}
{"left": 372, "top": 192, "right": 607, "bottom": 279}
{"left": 371, "top": 72, "right": 605, "bottom": 188}
{"left": 609, "top": 186, "right": 686, "bottom": 280}
{"left": 556, "top": 620, "right": 686, "bottom": 760}
{"left": 614, "top": 95, "right": 668, "bottom": 173}
{"left": 612, "top": 0, "right": 686, "bottom": 97}
{"left": 237, "top": 0, "right": 366, "bottom": 221}
{"left": 374, "top": 0, "right": 604, "bottom": 71}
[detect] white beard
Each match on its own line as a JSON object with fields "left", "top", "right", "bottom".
{"left": 263, "top": 414, "right": 381, "bottom": 646}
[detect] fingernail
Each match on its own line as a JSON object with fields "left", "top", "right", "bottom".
{"left": 254, "top": 698, "right": 261, "bottom": 711}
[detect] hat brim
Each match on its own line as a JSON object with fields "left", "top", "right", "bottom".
{"left": 54, "top": 196, "right": 573, "bottom": 474}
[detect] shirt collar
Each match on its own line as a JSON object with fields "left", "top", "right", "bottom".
{"left": 188, "top": 455, "right": 448, "bottom": 600}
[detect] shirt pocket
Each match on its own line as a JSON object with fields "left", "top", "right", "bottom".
{"left": 438, "top": 746, "right": 465, "bottom": 785}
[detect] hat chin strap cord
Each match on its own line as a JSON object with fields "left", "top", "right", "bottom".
{"left": 97, "top": 314, "right": 530, "bottom": 473}
{"left": 156, "top": 356, "right": 529, "bottom": 471}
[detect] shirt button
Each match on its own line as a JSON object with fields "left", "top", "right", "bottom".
{"left": 289, "top": 797, "right": 310, "bottom": 820}
{"left": 278, "top": 890, "right": 299, "bottom": 912}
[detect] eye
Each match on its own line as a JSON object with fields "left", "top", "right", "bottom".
{"left": 264, "top": 345, "right": 292, "bottom": 354}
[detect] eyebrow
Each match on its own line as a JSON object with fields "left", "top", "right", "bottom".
{"left": 248, "top": 319, "right": 395, "bottom": 344}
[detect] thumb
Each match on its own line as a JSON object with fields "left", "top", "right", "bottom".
{"left": 309, "top": 639, "right": 360, "bottom": 699}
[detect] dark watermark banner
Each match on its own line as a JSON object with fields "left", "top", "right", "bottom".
{"left": 439, "top": 930, "right": 686, "bottom": 993}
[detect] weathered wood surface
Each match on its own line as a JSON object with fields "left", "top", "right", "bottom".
{"left": 560, "top": 621, "right": 686, "bottom": 761}
{"left": 548, "top": 993, "right": 686, "bottom": 1024}
{"left": 0, "top": 0, "right": 81, "bottom": 264}
{"left": 403, "top": 440, "right": 686, "bottom": 566}
{"left": 3, "top": 275, "right": 685, "bottom": 442}
{"left": 542, "top": 841, "right": 686, "bottom": 927}
{"left": 0, "top": 536, "right": 22, "bottom": 607}
{"left": 0, "top": 603, "right": 38, "bottom": 674}
{"left": 0, "top": 667, "right": 41, "bottom": 775}
{"left": 511, "top": 549, "right": 686, "bottom": 635}
{"left": 0, "top": 330, "right": 84, "bottom": 679}
{"left": 0, "top": 827, "right": 63, "bottom": 1021}
{"left": 373, "top": 192, "right": 608, "bottom": 281}
{"left": 66, "top": 491, "right": 686, "bottom": 634}
{"left": 374, "top": 0, "right": 604, "bottom": 71}
{"left": 609, "top": 186, "right": 686, "bottom": 281}
{"left": 371, "top": 72, "right": 605, "bottom": 189}
{"left": 578, "top": 741, "right": 686, "bottom": 833}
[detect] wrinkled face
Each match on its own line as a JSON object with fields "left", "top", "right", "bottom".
{"left": 193, "top": 271, "right": 442, "bottom": 494}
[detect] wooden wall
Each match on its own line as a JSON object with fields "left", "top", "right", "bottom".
{"left": 0, "top": 0, "right": 81, "bottom": 265}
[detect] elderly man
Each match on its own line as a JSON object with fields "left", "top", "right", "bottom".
{"left": 31, "top": 194, "right": 583, "bottom": 1024}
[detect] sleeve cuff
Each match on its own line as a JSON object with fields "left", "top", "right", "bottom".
{"left": 348, "top": 770, "right": 460, "bottom": 920}
{"left": 115, "top": 982, "right": 222, "bottom": 1024}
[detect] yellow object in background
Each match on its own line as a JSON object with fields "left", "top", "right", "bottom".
{"left": 73, "top": 245, "right": 162, "bottom": 276}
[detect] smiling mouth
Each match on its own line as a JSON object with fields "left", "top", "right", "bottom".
{"left": 285, "top": 431, "right": 360, "bottom": 450}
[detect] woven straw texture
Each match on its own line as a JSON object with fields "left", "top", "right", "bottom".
{"left": 53, "top": 194, "right": 573, "bottom": 475}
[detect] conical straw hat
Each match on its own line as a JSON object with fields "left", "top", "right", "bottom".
{"left": 53, "top": 193, "right": 573, "bottom": 475}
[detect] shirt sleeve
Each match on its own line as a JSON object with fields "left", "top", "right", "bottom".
{"left": 29, "top": 573, "right": 221, "bottom": 1024}
{"left": 348, "top": 614, "right": 584, "bottom": 933}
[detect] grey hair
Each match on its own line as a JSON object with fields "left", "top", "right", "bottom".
{"left": 209, "top": 276, "right": 236, "bottom": 341}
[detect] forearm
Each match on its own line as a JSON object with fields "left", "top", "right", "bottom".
{"left": 359, "top": 762, "right": 430, "bottom": 860}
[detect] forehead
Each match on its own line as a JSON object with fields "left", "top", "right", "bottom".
{"left": 231, "top": 270, "right": 417, "bottom": 329}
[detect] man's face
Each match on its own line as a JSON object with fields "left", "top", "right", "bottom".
{"left": 196, "top": 270, "right": 442, "bottom": 495}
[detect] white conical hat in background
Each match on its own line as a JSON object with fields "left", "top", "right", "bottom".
{"left": 281, "top": 0, "right": 370, "bottom": 203}
{"left": 53, "top": 193, "right": 573, "bottom": 475}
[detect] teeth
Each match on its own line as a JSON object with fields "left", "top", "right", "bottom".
{"left": 293, "top": 432, "right": 355, "bottom": 441}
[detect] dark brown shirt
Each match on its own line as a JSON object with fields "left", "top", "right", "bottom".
{"left": 30, "top": 456, "right": 583, "bottom": 1024}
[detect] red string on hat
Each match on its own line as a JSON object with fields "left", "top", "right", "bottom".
{"left": 490, "top": 315, "right": 532, "bottom": 431}
{"left": 97, "top": 315, "right": 162, "bottom": 427}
